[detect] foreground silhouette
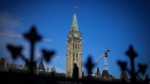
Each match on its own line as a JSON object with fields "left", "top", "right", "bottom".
{"left": 72, "top": 63, "right": 79, "bottom": 84}
{"left": 117, "top": 45, "right": 148, "bottom": 84}
{"left": 0, "top": 26, "right": 149, "bottom": 84}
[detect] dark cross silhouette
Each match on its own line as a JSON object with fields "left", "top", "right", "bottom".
{"left": 85, "top": 56, "right": 95, "bottom": 77}
{"left": 117, "top": 45, "right": 147, "bottom": 83}
{"left": 7, "top": 45, "right": 23, "bottom": 59}
{"left": 6, "top": 25, "right": 55, "bottom": 83}
{"left": 41, "top": 49, "right": 55, "bottom": 62}
{"left": 23, "top": 26, "right": 42, "bottom": 74}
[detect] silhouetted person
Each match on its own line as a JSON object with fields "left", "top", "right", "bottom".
{"left": 72, "top": 63, "right": 79, "bottom": 84}
{"left": 51, "top": 71, "right": 55, "bottom": 77}
{"left": 144, "top": 74, "right": 150, "bottom": 84}
{"left": 121, "top": 77, "right": 127, "bottom": 84}
{"left": 82, "top": 71, "right": 84, "bottom": 80}
{"left": 51, "top": 71, "right": 56, "bottom": 84}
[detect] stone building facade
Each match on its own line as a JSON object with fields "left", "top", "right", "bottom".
{"left": 66, "top": 12, "right": 82, "bottom": 78}
{"left": 95, "top": 67, "right": 101, "bottom": 78}
{"left": 0, "top": 57, "right": 8, "bottom": 70}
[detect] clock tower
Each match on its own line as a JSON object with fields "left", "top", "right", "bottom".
{"left": 66, "top": 12, "right": 82, "bottom": 78}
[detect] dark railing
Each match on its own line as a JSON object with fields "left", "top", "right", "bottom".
{"left": 0, "top": 26, "right": 149, "bottom": 84}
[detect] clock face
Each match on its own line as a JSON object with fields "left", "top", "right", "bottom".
{"left": 74, "top": 33, "right": 78, "bottom": 37}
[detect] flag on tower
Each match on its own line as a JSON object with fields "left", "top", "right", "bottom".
{"left": 74, "top": 5, "right": 78, "bottom": 8}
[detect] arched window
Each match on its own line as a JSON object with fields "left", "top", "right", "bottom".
{"left": 73, "top": 43, "right": 74, "bottom": 49}
{"left": 73, "top": 53, "right": 75, "bottom": 58}
{"left": 75, "top": 44, "right": 77, "bottom": 49}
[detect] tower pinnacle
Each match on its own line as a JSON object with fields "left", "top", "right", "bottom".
{"left": 38, "top": 58, "right": 45, "bottom": 72}
{"left": 70, "top": 12, "right": 79, "bottom": 32}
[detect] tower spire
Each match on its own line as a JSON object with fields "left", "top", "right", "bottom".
{"left": 38, "top": 58, "right": 45, "bottom": 72}
{"left": 70, "top": 12, "right": 79, "bottom": 32}
{"left": 66, "top": 12, "right": 82, "bottom": 78}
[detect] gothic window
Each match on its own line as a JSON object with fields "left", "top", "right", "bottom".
{"left": 76, "top": 44, "right": 78, "bottom": 49}
{"left": 76, "top": 53, "right": 78, "bottom": 57}
{"left": 73, "top": 43, "right": 74, "bottom": 49}
{"left": 75, "top": 44, "right": 77, "bottom": 49}
{"left": 76, "top": 44, "right": 77, "bottom": 49}
{"left": 73, "top": 53, "right": 75, "bottom": 58}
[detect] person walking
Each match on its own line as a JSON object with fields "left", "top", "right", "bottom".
{"left": 72, "top": 63, "right": 79, "bottom": 84}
